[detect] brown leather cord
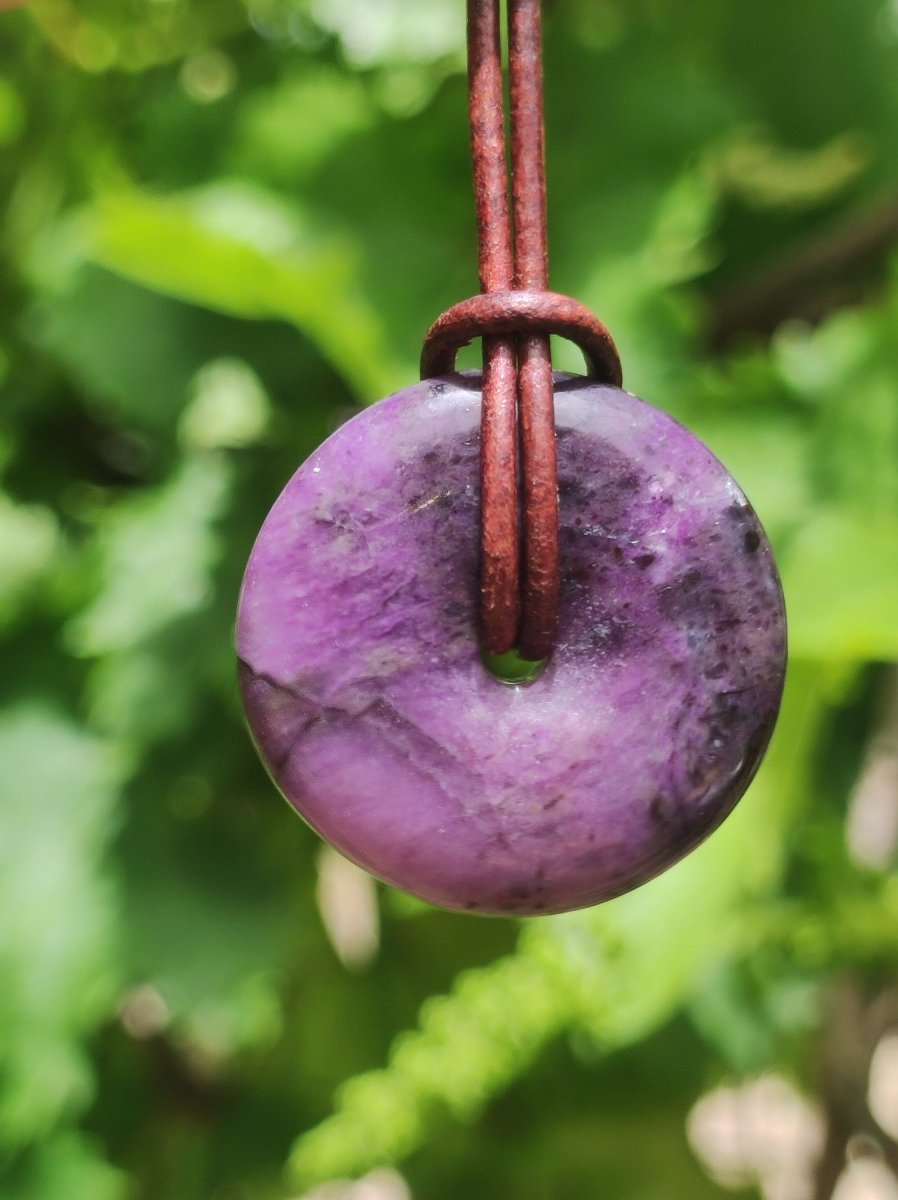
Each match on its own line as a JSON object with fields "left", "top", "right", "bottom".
{"left": 508, "top": 0, "right": 556, "bottom": 661}
{"left": 421, "top": 0, "right": 622, "bottom": 661}
{"left": 421, "top": 292, "right": 621, "bottom": 385}
{"left": 465, "top": 0, "right": 520, "bottom": 655}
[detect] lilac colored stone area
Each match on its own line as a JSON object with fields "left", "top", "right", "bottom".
{"left": 237, "top": 375, "right": 786, "bottom": 916}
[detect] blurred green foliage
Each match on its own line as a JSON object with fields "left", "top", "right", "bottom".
{"left": 2, "top": 2, "right": 898, "bottom": 1198}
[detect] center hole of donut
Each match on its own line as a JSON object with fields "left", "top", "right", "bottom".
{"left": 481, "top": 647, "right": 547, "bottom": 686}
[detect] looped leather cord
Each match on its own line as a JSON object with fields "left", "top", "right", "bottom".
{"left": 421, "top": 291, "right": 622, "bottom": 385}
{"left": 423, "top": 0, "right": 622, "bottom": 661}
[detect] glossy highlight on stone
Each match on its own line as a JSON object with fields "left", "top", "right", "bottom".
{"left": 236, "top": 375, "right": 786, "bottom": 916}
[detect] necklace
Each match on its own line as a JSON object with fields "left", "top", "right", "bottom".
{"left": 236, "top": 0, "right": 786, "bottom": 916}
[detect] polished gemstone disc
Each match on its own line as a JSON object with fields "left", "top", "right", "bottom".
{"left": 237, "top": 375, "right": 786, "bottom": 915}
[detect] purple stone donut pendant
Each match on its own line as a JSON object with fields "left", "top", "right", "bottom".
{"left": 236, "top": 375, "right": 786, "bottom": 916}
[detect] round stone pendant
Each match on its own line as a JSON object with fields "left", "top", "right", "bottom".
{"left": 236, "top": 375, "right": 786, "bottom": 916}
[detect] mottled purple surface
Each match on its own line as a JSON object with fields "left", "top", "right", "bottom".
{"left": 237, "top": 375, "right": 786, "bottom": 916}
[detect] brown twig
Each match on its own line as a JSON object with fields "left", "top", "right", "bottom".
{"left": 813, "top": 979, "right": 898, "bottom": 1199}
{"left": 709, "top": 196, "right": 898, "bottom": 346}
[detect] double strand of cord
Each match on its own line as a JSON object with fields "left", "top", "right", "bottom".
{"left": 468, "top": 0, "right": 557, "bottom": 662}
{"left": 509, "top": 0, "right": 556, "bottom": 662}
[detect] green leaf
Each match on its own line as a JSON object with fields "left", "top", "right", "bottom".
{"left": 26, "top": 0, "right": 245, "bottom": 73}
{"left": 707, "top": 127, "right": 870, "bottom": 211}
{"left": 780, "top": 510, "right": 898, "bottom": 661}
{"left": 0, "top": 708, "right": 123, "bottom": 1149}
{"left": 72, "top": 184, "right": 405, "bottom": 401}
{"left": 0, "top": 493, "right": 59, "bottom": 629}
{"left": 231, "top": 68, "right": 374, "bottom": 186}
{"left": 3, "top": 1133, "right": 127, "bottom": 1200}
{"left": 67, "top": 453, "right": 231, "bottom": 658}
{"left": 178, "top": 358, "right": 271, "bottom": 451}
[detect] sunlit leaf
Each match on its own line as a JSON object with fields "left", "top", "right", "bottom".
{"left": 77, "top": 184, "right": 405, "bottom": 400}
{"left": 781, "top": 511, "right": 898, "bottom": 661}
